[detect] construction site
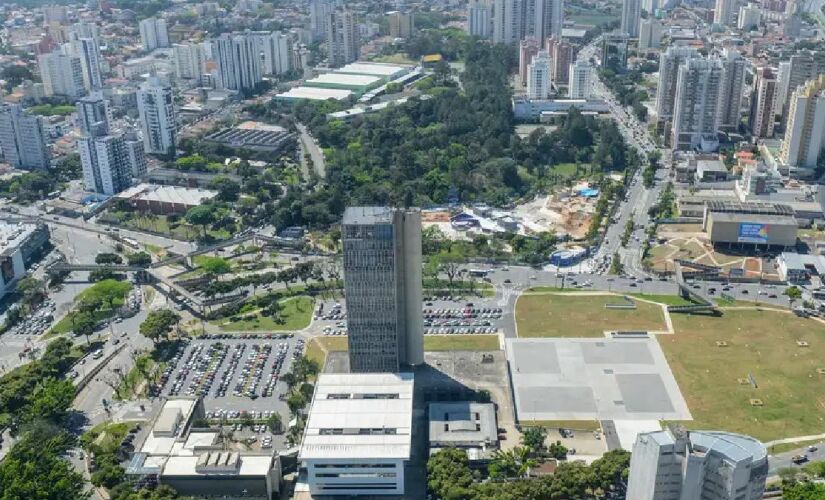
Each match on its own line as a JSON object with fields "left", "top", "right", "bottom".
{"left": 515, "top": 189, "right": 598, "bottom": 240}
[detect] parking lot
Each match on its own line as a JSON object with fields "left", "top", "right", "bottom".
{"left": 155, "top": 336, "right": 305, "bottom": 414}
{"left": 4, "top": 299, "right": 55, "bottom": 337}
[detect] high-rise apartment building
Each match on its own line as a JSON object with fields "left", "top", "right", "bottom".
{"left": 466, "top": 0, "right": 493, "bottom": 38}
{"left": 671, "top": 57, "right": 724, "bottom": 151}
{"left": 248, "top": 31, "right": 292, "bottom": 76}
{"left": 0, "top": 104, "right": 50, "bottom": 170}
{"left": 627, "top": 427, "right": 768, "bottom": 500}
{"left": 738, "top": 3, "right": 762, "bottom": 29}
{"left": 717, "top": 48, "right": 747, "bottom": 130}
{"left": 601, "top": 33, "right": 629, "bottom": 72}
{"left": 493, "top": 0, "right": 523, "bottom": 44}
{"left": 325, "top": 7, "right": 359, "bottom": 67}
{"left": 780, "top": 75, "right": 825, "bottom": 169}
{"left": 527, "top": 50, "right": 551, "bottom": 99}
{"left": 125, "top": 133, "right": 147, "bottom": 178}
{"left": 137, "top": 77, "right": 176, "bottom": 157}
{"left": 139, "top": 17, "right": 170, "bottom": 51}
{"left": 493, "top": 0, "right": 563, "bottom": 44}
{"left": 342, "top": 207, "right": 424, "bottom": 373}
{"left": 72, "top": 21, "right": 100, "bottom": 42}
{"left": 549, "top": 37, "right": 573, "bottom": 83}
{"left": 77, "top": 94, "right": 138, "bottom": 195}
{"left": 67, "top": 37, "right": 103, "bottom": 92}
{"left": 642, "top": 0, "right": 659, "bottom": 14}
{"left": 38, "top": 49, "right": 86, "bottom": 99}
{"left": 388, "top": 10, "right": 414, "bottom": 38}
{"left": 309, "top": 0, "right": 331, "bottom": 42}
{"left": 714, "top": 0, "right": 736, "bottom": 25}
{"left": 569, "top": 60, "right": 593, "bottom": 99}
{"left": 749, "top": 67, "right": 777, "bottom": 138}
{"left": 621, "top": 0, "right": 641, "bottom": 37}
{"left": 213, "top": 32, "right": 263, "bottom": 92}
{"left": 518, "top": 38, "right": 540, "bottom": 86}
{"left": 655, "top": 45, "right": 699, "bottom": 123}
{"left": 777, "top": 51, "right": 825, "bottom": 128}
{"left": 172, "top": 43, "right": 206, "bottom": 81}
{"left": 638, "top": 18, "right": 662, "bottom": 49}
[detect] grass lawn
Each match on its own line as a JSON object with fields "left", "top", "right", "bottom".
{"left": 768, "top": 438, "right": 824, "bottom": 455}
{"left": 213, "top": 296, "right": 314, "bottom": 331}
{"left": 80, "top": 421, "right": 136, "bottom": 455}
{"left": 372, "top": 53, "right": 417, "bottom": 65}
{"left": 662, "top": 309, "right": 825, "bottom": 441}
{"left": 305, "top": 335, "right": 500, "bottom": 367}
{"left": 515, "top": 293, "right": 667, "bottom": 337}
{"left": 552, "top": 162, "right": 592, "bottom": 178}
{"left": 104, "top": 212, "right": 231, "bottom": 242}
{"left": 50, "top": 308, "right": 117, "bottom": 335}
{"left": 524, "top": 286, "right": 582, "bottom": 293}
{"left": 423, "top": 279, "right": 495, "bottom": 297}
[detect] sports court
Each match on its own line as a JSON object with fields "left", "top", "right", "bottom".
{"left": 505, "top": 337, "right": 692, "bottom": 422}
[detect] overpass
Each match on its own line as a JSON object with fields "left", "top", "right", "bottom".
{"left": 49, "top": 263, "right": 149, "bottom": 273}
{"left": 671, "top": 260, "right": 718, "bottom": 313}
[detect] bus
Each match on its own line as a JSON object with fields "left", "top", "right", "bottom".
{"left": 468, "top": 269, "right": 489, "bottom": 278}
{"left": 122, "top": 237, "right": 141, "bottom": 251}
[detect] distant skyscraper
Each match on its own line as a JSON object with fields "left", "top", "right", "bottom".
{"left": 642, "top": 0, "right": 659, "bottom": 14}
{"left": 72, "top": 21, "right": 100, "bottom": 42}
{"left": 655, "top": 45, "right": 699, "bottom": 123}
{"left": 738, "top": 3, "right": 762, "bottom": 29}
{"left": 77, "top": 93, "right": 112, "bottom": 137}
{"left": 714, "top": 0, "right": 736, "bottom": 25}
{"left": 671, "top": 57, "right": 725, "bottom": 151}
{"left": 717, "top": 48, "right": 747, "bottom": 130}
{"left": 325, "top": 7, "right": 359, "bottom": 67}
{"left": 600, "top": 33, "right": 630, "bottom": 72}
{"left": 780, "top": 75, "right": 825, "bottom": 169}
{"left": 569, "top": 60, "right": 593, "bottom": 99}
{"left": 778, "top": 51, "right": 825, "bottom": 128}
{"left": 466, "top": 0, "right": 493, "bottom": 38}
{"left": 342, "top": 207, "right": 424, "bottom": 373}
{"left": 519, "top": 38, "right": 540, "bottom": 86}
{"left": 621, "top": 0, "right": 642, "bottom": 37}
{"left": 248, "top": 31, "right": 292, "bottom": 76}
{"left": 749, "top": 67, "right": 777, "bottom": 138}
{"left": 638, "top": 18, "right": 663, "bottom": 49}
{"left": 213, "top": 32, "right": 263, "bottom": 92}
{"left": 523, "top": 0, "right": 564, "bottom": 42}
{"left": 627, "top": 427, "right": 768, "bottom": 500}
{"left": 38, "top": 49, "right": 86, "bottom": 99}
{"left": 137, "top": 77, "right": 176, "bottom": 157}
{"left": 0, "top": 104, "right": 50, "bottom": 170}
{"left": 77, "top": 94, "right": 136, "bottom": 195}
{"left": 388, "top": 10, "right": 414, "bottom": 38}
{"left": 139, "top": 17, "right": 170, "bottom": 51}
{"left": 527, "top": 50, "right": 551, "bottom": 99}
{"left": 309, "top": 0, "right": 331, "bottom": 42}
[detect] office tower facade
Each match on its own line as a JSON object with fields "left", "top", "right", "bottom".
{"left": 569, "top": 60, "right": 593, "bottom": 99}
{"left": 518, "top": 38, "right": 540, "bottom": 86}
{"left": 780, "top": 76, "right": 825, "bottom": 169}
{"left": 125, "top": 133, "right": 147, "bottom": 178}
{"left": 0, "top": 105, "right": 50, "bottom": 170}
{"left": 467, "top": 0, "right": 493, "bottom": 38}
{"left": 493, "top": 0, "right": 523, "bottom": 44}
{"left": 388, "top": 11, "right": 414, "bottom": 38}
{"left": 77, "top": 93, "right": 112, "bottom": 137}
{"left": 749, "top": 67, "right": 777, "bottom": 138}
{"left": 69, "top": 37, "right": 103, "bottom": 91}
{"left": 325, "top": 7, "right": 359, "bottom": 67}
{"left": 522, "top": 0, "right": 564, "bottom": 42}
{"left": 527, "top": 50, "right": 551, "bottom": 99}
{"left": 38, "top": 50, "right": 86, "bottom": 99}
{"left": 621, "top": 0, "right": 641, "bottom": 37}
{"left": 172, "top": 43, "right": 206, "bottom": 80}
{"left": 309, "top": 0, "right": 331, "bottom": 42}
{"left": 72, "top": 21, "right": 100, "bottom": 41}
{"left": 601, "top": 33, "right": 629, "bottom": 72}
{"left": 639, "top": 18, "right": 662, "bottom": 49}
{"left": 342, "top": 207, "right": 424, "bottom": 373}
{"left": 655, "top": 45, "right": 698, "bottom": 122}
{"left": 714, "top": 0, "right": 736, "bottom": 25}
{"left": 737, "top": 3, "right": 761, "bottom": 29}
{"left": 627, "top": 427, "right": 768, "bottom": 500}
{"left": 672, "top": 57, "right": 724, "bottom": 151}
{"left": 139, "top": 17, "right": 170, "bottom": 51}
{"left": 137, "top": 77, "right": 176, "bottom": 157}
{"left": 213, "top": 33, "right": 263, "bottom": 92}
{"left": 717, "top": 48, "right": 747, "bottom": 130}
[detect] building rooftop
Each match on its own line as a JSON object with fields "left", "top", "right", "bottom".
{"left": 428, "top": 402, "right": 498, "bottom": 448}
{"left": 706, "top": 200, "right": 795, "bottom": 216}
{"left": 335, "top": 62, "right": 410, "bottom": 77}
{"left": 117, "top": 183, "right": 217, "bottom": 207}
{"left": 275, "top": 86, "right": 353, "bottom": 101}
{"left": 162, "top": 454, "right": 273, "bottom": 477}
{"left": 708, "top": 212, "right": 797, "bottom": 225}
{"left": 343, "top": 206, "right": 395, "bottom": 225}
{"left": 305, "top": 73, "right": 383, "bottom": 88}
{"left": 300, "top": 373, "right": 414, "bottom": 461}
{"left": 0, "top": 221, "right": 38, "bottom": 257}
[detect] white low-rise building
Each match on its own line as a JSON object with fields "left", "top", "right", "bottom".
{"left": 300, "top": 373, "right": 414, "bottom": 496}
{"left": 0, "top": 221, "right": 50, "bottom": 299}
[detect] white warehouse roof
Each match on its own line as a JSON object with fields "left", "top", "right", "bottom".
{"left": 305, "top": 73, "right": 383, "bottom": 87}
{"left": 275, "top": 87, "right": 353, "bottom": 101}
{"left": 336, "top": 62, "right": 410, "bottom": 77}
{"left": 300, "top": 373, "right": 414, "bottom": 461}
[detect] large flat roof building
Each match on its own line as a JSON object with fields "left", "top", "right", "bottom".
{"left": 428, "top": 402, "right": 498, "bottom": 452}
{"left": 274, "top": 86, "right": 353, "bottom": 102}
{"left": 115, "top": 183, "right": 217, "bottom": 215}
{"left": 304, "top": 73, "right": 383, "bottom": 94}
{"left": 300, "top": 373, "right": 414, "bottom": 496}
{"left": 703, "top": 204, "right": 798, "bottom": 248}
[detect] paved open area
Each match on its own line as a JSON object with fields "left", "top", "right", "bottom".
{"left": 506, "top": 337, "right": 691, "bottom": 422}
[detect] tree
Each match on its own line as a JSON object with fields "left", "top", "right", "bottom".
{"left": 266, "top": 412, "right": 283, "bottom": 433}
{"left": 427, "top": 448, "right": 473, "bottom": 500}
{"left": 520, "top": 426, "right": 547, "bottom": 454}
{"left": 210, "top": 176, "right": 241, "bottom": 202}
{"left": 547, "top": 440, "right": 568, "bottom": 460}
{"left": 70, "top": 311, "right": 96, "bottom": 344}
{"left": 488, "top": 447, "right": 536, "bottom": 480}
{"left": 127, "top": 252, "right": 152, "bottom": 266}
{"left": 782, "top": 481, "right": 825, "bottom": 499}
{"left": 185, "top": 205, "right": 216, "bottom": 236}
{"left": 95, "top": 253, "right": 123, "bottom": 265}
{"left": 22, "top": 378, "right": 75, "bottom": 424}
{"left": 0, "top": 429, "right": 88, "bottom": 500}
{"left": 16, "top": 276, "right": 46, "bottom": 309}
{"left": 286, "top": 392, "right": 307, "bottom": 416}
{"left": 199, "top": 256, "right": 231, "bottom": 275}
{"left": 785, "top": 286, "right": 803, "bottom": 301}
{"left": 139, "top": 309, "right": 181, "bottom": 343}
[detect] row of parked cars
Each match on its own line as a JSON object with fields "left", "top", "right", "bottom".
{"left": 150, "top": 342, "right": 189, "bottom": 397}
{"left": 423, "top": 307, "right": 503, "bottom": 320}
{"left": 6, "top": 300, "right": 55, "bottom": 336}
{"left": 233, "top": 344, "right": 272, "bottom": 399}
{"left": 425, "top": 326, "right": 498, "bottom": 335}
{"left": 215, "top": 343, "right": 248, "bottom": 398}
{"left": 262, "top": 342, "right": 291, "bottom": 398}
{"left": 169, "top": 343, "right": 228, "bottom": 397}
